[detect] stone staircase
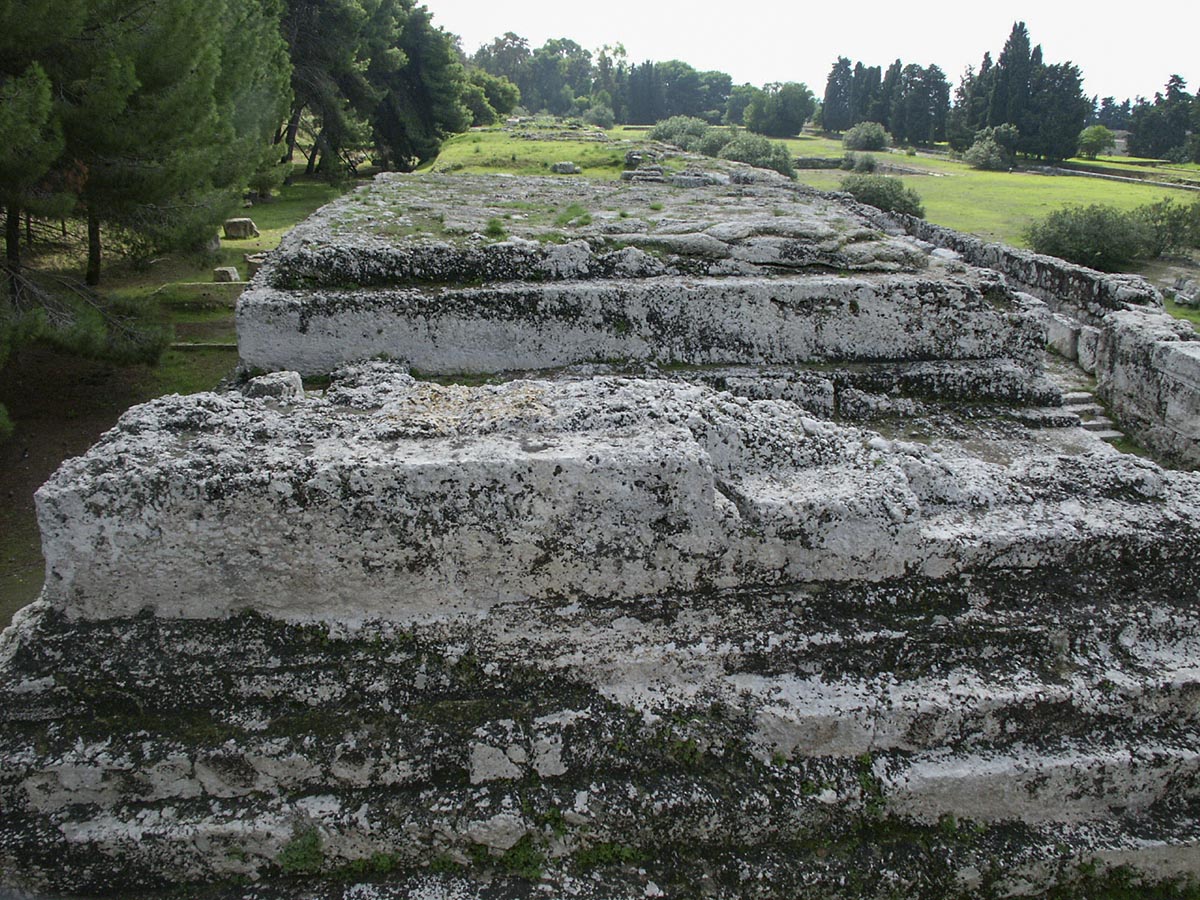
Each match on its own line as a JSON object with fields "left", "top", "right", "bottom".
{"left": 1062, "top": 389, "right": 1125, "bottom": 443}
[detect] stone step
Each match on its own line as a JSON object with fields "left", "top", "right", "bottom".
{"left": 168, "top": 342, "right": 239, "bottom": 351}
{"left": 1061, "top": 390, "right": 1095, "bottom": 404}
{"left": 1093, "top": 429, "right": 1126, "bottom": 442}
{"left": 238, "top": 275, "right": 1046, "bottom": 377}
{"left": 1081, "top": 416, "right": 1116, "bottom": 431}
{"left": 1064, "top": 401, "right": 1105, "bottom": 417}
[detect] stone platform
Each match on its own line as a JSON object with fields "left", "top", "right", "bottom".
{"left": 3, "top": 169, "right": 1200, "bottom": 899}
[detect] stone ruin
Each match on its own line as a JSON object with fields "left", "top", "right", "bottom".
{"left": 2, "top": 167, "right": 1200, "bottom": 899}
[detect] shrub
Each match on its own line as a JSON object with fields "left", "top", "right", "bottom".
{"left": 840, "top": 152, "right": 877, "bottom": 172}
{"left": 1025, "top": 205, "right": 1151, "bottom": 271}
{"left": 717, "top": 134, "right": 796, "bottom": 178}
{"left": 696, "top": 126, "right": 738, "bottom": 157}
{"left": 840, "top": 174, "right": 924, "bottom": 218}
{"left": 1134, "top": 198, "right": 1199, "bottom": 257}
{"left": 648, "top": 116, "right": 710, "bottom": 151}
{"left": 842, "top": 122, "right": 891, "bottom": 152}
{"left": 854, "top": 153, "right": 877, "bottom": 173}
{"left": 582, "top": 104, "right": 614, "bottom": 129}
{"left": 964, "top": 136, "right": 1010, "bottom": 170}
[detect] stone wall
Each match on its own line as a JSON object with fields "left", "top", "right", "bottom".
{"left": 870, "top": 208, "right": 1200, "bottom": 468}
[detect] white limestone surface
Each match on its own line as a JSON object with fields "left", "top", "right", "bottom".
{"left": 237, "top": 274, "right": 1047, "bottom": 377}
{"left": 35, "top": 364, "right": 1200, "bottom": 623}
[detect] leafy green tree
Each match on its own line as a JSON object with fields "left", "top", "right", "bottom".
{"left": 724, "top": 84, "right": 762, "bottom": 126}
{"left": 594, "top": 44, "right": 628, "bottom": 122}
{"left": 1128, "top": 75, "right": 1193, "bottom": 159}
{"left": 1077, "top": 124, "right": 1116, "bottom": 159}
{"left": 744, "top": 82, "right": 815, "bottom": 138}
{"left": 470, "top": 70, "right": 520, "bottom": 118}
{"left": 471, "top": 32, "right": 530, "bottom": 85}
{"left": 278, "top": 0, "right": 376, "bottom": 168}
{"left": 658, "top": 60, "right": 704, "bottom": 119}
{"left": 627, "top": 61, "right": 666, "bottom": 124}
{"left": 1, "top": 64, "right": 63, "bottom": 288}
{"left": 849, "top": 63, "right": 881, "bottom": 126}
{"left": 697, "top": 70, "right": 732, "bottom": 123}
{"left": 988, "top": 22, "right": 1033, "bottom": 129}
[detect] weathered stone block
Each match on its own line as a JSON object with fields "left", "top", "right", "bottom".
{"left": 223, "top": 217, "right": 260, "bottom": 239}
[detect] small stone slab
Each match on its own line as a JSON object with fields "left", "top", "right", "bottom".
{"left": 212, "top": 266, "right": 240, "bottom": 283}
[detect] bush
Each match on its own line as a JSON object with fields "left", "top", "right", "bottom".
{"left": 717, "top": 134, "right": 795, "bottom": 178}
{"left": 1025, "top": 205, "right": 1151, "bottom": 271}
{"left": 648, "top": 116, "right": 710, "bottom": 151}
{"left": 1135, "top": 198, "right": 1199, "bottom": 256}
{"left": 842, "top": 122, "right": 891, "bottom": 152}
{"left": 964, "top": 136, "right": 1010, "bottom": 171}
{"left": 696, "top": 126, "right": 738, "bottom": 157}
{"left": 840, "top": 152, "right": 876, "bottom": 172}
{"left": 582, "top": 104, "right": 614, "bottom": 129}
{"left": 840, "top": 174, "right": 924, "bottom": 218}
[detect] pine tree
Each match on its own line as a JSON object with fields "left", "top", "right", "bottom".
{"left": 370, "top": 5, "right": 471, "bottom": 170}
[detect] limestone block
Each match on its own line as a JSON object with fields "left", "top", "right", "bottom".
{"left": 240, "top": 371, "right": 304, "bottom": 402}
{"left": 550, "top": 161, "right": 580, "bottom": 174}
{"left": 1077, "top": 324, "right": 1101, "bottom": 373}
{"left": 223, "top": 218, "right": 260, "bottom": 239}
{"left": 1046, "top": 312, "right": 1081, "bottom": 360}
{"left": 34, "top": 365, "right": 1198, "bottom": 624}
{"left": 237, "top": 274, "right": 1046, "bottom": 378}
{"left": 213, "top": 266, "right": 240, "bottom": 283}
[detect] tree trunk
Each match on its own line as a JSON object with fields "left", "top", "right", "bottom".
{"left": 4, "top": 206, "right": 21, "bottom": 304}
{"left": 306, "top": 132, "right": 322, "bottom": 176}
{"left": 282, "top": 105, "right": 303, "bottom": 164}
{"left": 24, "top": 211, "right": 32, "bottom": 248}
{"left": 86, "top": 212, "right": 102, "bottom": 286}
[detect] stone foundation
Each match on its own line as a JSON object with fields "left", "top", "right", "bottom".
{"left": 4, "top": 168, "right": 1200, "bottom": 899}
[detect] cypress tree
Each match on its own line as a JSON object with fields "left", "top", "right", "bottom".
{"left": 822, "top": 57, "right": 853, "bottom": 133}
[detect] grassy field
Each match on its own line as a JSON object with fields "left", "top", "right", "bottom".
{"left": 792, "top": 150, "right": 1199, "bottom": 246}
{"left": 424, "top": 127, "right": 632, "bottom": 179}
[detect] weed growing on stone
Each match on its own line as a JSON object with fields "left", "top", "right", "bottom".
{"left": 484, "top": 218, "right": 507, "bottom": 239}
{"left": 277, "top": 826, "right": 323, "bottom": 875}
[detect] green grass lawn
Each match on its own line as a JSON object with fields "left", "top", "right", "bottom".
{"left": 792, "top": 151, "right": 1199, "bottom": 246}
{"left": 425, "top": 128, "right": 630, "bottom": 179}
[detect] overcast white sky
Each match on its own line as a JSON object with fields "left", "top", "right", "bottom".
{"left": 421, "top": 0, "right": 1198, "bottom": 104}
